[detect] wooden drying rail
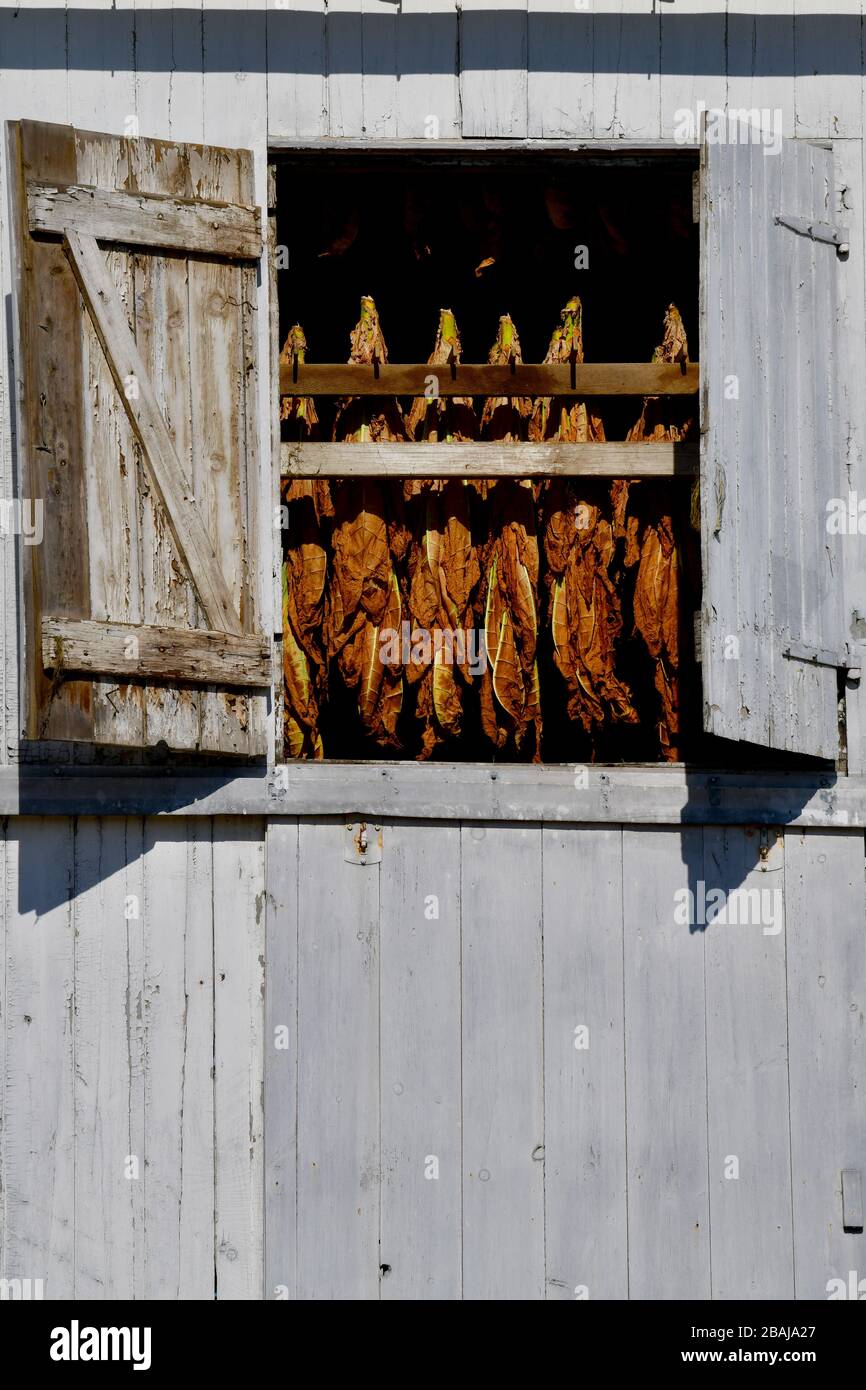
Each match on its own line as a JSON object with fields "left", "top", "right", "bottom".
{"left": 281, "top": 441, "right": 699, "bottom": 479}
{"left": 279, "top": 361, "right": 698, "bottom": 397}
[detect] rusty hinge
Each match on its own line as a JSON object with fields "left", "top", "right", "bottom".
{"left": 783, "top": 639, "right": 861, "bottom": 678}
{"left": 344, "top": 819, "right": 382, "bottom": 867}
{"left": 774, "top": 212, "right": 849, "bottom": 255}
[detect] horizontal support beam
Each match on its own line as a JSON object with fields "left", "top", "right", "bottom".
{"left": 29, "top": 180, "right": 262, "bottom": 258}
{"left": 280, "top": 361, "right": 698, "bottom": 397}
{"left": 0, "top": 763, "right": 855, "bottom": 826}
{"left": 282, "top": 441, "right": 699, "bottom": 479}
{"left": 42, "top": 618, "right": 271, "bottom": 687}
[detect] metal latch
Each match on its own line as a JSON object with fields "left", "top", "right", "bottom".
{"left": 344, "top": 820, "right": 382, "bottom": 867}
{"left": 783, "top": 639, "right": 861, "bottom": 679}
{"left": 774, "top": 212, "right": 849, "bottom": 255}
{"left": 756, "top": 826, "right": 784, "bottom": 873}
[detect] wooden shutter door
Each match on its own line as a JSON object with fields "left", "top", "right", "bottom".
{"left": 7, "top": 119, "right": 269, "bottom": 755}
{"left": 700, "top": 130, "right": 849, "bottom": 761}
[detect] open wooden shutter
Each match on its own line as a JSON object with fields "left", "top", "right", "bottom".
{"left": 7, "top": 119, "right": 269, "bottom": 755}
{"left": 700, "top": 130, "right": 850, "bottom": 761}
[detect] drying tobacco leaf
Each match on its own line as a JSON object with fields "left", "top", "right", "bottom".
{"left": 280, "top": 324, "right": 319, "bottom": 437}
{"left": 480, "top": 315, "right": 533, "bottom": 442}
{"left": 626, "top": 304, "right": 693, "bottom": 445}
{"left": 544, "top": 486, "right": 638, "bottom": 735}
{"left": 282, "top": 566, "right": 323, "bottom": 759}
{"left": 407, "top": 309, "right": 477, "bottom": 448}
{"left": 530, "top": 296, "right": 605, "bottom": 444}
{"left": 333, "top": 295, "right": 409, "bottom": 445}
{"left": 633, "top": 513, "right": 681, "bottom": 762}
{"left": 479, "top": 482, "right": 543, "bottom": 759}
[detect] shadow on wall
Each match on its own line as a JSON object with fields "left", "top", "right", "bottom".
{"left": 0, "top": 7, "right": 863, "bottom": 77}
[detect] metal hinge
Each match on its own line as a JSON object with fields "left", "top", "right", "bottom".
{"left": 783, "top": 639, "right": 861, "bottom": 679}
{"left": 774, "top": 212, "right": 849, "bottom": 255}
{"left": 344, "top": 819, "right": 382, "bottom": 866}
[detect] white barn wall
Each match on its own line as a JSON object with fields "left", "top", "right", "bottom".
{"left": 0, "top": 3, "right": 864, "bottom": 1301}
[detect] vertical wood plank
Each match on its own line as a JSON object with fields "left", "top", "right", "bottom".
{"left": 66, "top": 0, "right": 137, "bottom": 133}
{"left": 726, "top": 0, "right": 795, "bottom": 139}
{"left": 660, "top": 1, "right": 727, "bottom": 141}
{"left": 785, "top": 828, "right": 866, "bottom": 1297}
{"left": 361, "top": 0, "right": 400, "bottom": 138}
{"left": 75, "top": 132, "right": 145, "bottom": 747}
{"left": 527, "top": 0, "right": 592, "bottom": 139}
{"left": 264, "top": 818, "right": 299, "bottom": 1300}
{"left": 2, "top": 818, "right": 75, "bottom": 1297}
{"left": 212, "top": 818, "right": 265, "bottom": 1300}
{"left": 794, "top": 0, "right": 863, "bottom": 139}
{"left": 327, "top": 1, "right": 364, "bottom": 139}
{"left": 397, "top": 0, "right": 460, "bottom": 139}
{"left": 593, "top": 0, "right": 661, "bottom": 141}
{"left": 134, "top": 0, "right": 206, "bottom": 144}
{"left": 623, "top": 826, "right": 710, "bottom": 1299}
{"left": 72, "top": 818, "right": 146, "bottom": 1299}
{"left": 459, "top": 0, "right": 528, "bottom": 139}
{"left": 379, "top": 820, "right": 462, "bottom": 1301}
{"left": 460, "top": 823, "right": 544, "bottom": 1299}
{"left": 296, "top": 818, "right": 380, "bottom": 1300}
{"left": 542, "top": 824, "right": 627, "bottom": 1300}
{"left": 141, "top": 817, "right": 215, "bottom": 1300}
{"left": 267, "top": 0, "right": 328, "bottom": 141}
{"left": 703, "top": 826, "right": 794, "bottom": 1299}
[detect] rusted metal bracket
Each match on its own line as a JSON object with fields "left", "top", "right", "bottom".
{"left": 344, "top": 819, "right": 383, "bottom": 867}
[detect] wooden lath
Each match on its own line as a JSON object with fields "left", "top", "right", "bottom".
{"left": 41, "top": 619, "right": 271, "bottom": 687}
{"left": 281, "top": 441, "right": 699, "bottom": 479}
{"left": 279, "top": 361, "right": 699, "bottom": 396}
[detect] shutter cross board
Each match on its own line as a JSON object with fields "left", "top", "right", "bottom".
{"left": 28, "top": 180, "right": 262, "bottom": 259}
{"left": 9, "top": 119, "right": 267, "bottom": 754}
{"left": 41, "top": 618, "right": 271, "bottom": 687}
{"left": 63, "top": 227, "right": 244, "bottom": 637}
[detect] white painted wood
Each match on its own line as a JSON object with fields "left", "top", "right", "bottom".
{"left": 327, "top": 1, "right": 365, "bottom": 139}
{"left": 836, "top": 139, "right": 866, "bottom": 773}
{"left": 296, "top": 818, "right": 380, "bottom": 1299}
{"left": 660, "top": 0, "right": 727, "bottom": 142}
{"left": 542, "top": 825, "right": 627, "bottom": 1300}
{"left": 702, "top": 131, "right": 842, "bottom": 759}
{"left": 212, "top": 818, "right": 265, "bottom": 1299}
{"left": 0, "top": 763, "right": 858, "bottom": 827}
{"left": 460, "top": 823, "right": 544, "bottom": 1299}
{"left": 141, "top": 818, "right": 215, "bottom": 1300}
{"left": 267, "top": 0, "right": 328, "bottom": 142}
{"left": 264, "top": 818, "right": 299, "bottom": 1300}
{"left": 72, "top": 818, "right": 146, "bottom": 1298}
{"left": 133, "top": 0, "right": 205, "bottom": 144}
{"left": 397, "top": 0, "right": 460, "bottom": 140}
{"left": 66, "top": 0, "right": 136, "bottom": 135}
{"left": 785, "top": 828, "right": 866, "bottom": 1297}
{"left": 527, "top": 0, "right": 592, "bottom": 139}
{"left": 726, "top": 0, "right": 795, "bottom": 139}
{"left": 459, "top": 0, "right": 528, "bottom": 139}
{"left": 794, "top": 0, "right": 863, "bottom": 140}
{"left": 379, "top": 820, "right": 462, "bottom": 1300}
{"left": 623, "top": 826, "right": 710, "bottom": 1299}
{"left": 1, "top": 819, "right": 75, "bottom": 1297}
{"left": 593, "top": 0, "right": 661, "bottom": 142}
{"left": 361, "top": 1, "right": 400, "bottom": 139}
{"left": 703, "top": 826, "right": 794, "bottom": 1299}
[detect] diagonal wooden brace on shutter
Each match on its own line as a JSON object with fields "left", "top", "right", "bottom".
{"left": 774, "top": 212, "right": 849, "bottom": 255}
{"left": 62, "top": 228, "right": 243, "bottom": 637}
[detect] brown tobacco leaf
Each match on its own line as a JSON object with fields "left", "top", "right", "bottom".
{"left": 358, "top": 571, "right": 403, "bottom": 748}
{"left": 530, "top": 296, "right": 605, "bottom": 444}
{"left": 546, "top": 487, "right": 638, "bottom": 734}
{"left": 282, "top": 566, "right": 323, "bottom": 759}
{"left": 626, "top": 303, "right": 694, "bottom": 445}
{"left": 480, "top": 315, "right": 533, "bottom": 441}
{"left": 633, "top": 515, "right": 681, "bottom": 762}
{"left": 481, "top": 485, "right": 543, "bottom": 759}
{"left": 333, "top": 295, "right": 408, "bottom": 444}
{"left": 279, "top": 324, "right": 319, "bottom": 436}
{"left": 407, "top": 309, "right": 477, "bottom": 445}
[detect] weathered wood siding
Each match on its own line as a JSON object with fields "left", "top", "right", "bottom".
{"left": 1, "top": 816, "right": 863, "bottom": 1299}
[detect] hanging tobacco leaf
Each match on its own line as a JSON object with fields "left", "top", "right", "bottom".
{"left": 530, "top": 296, "right": 605, "bottom": 444}
{"left": 279, "top": 323, "right": 319, "bottom": 437}
{"left": 333, "top": 295, "right": 409, "bottom": 444}
{"left": 283, "top": 565, "right": 324, "bottom": 758}
{"left": 633, "top": 514, "right": 681, "bottom": 761}
{"left": 407, "top": 308, "right": 477, "bottom": 448}
{"left": 480, "top": 314, "right": 533, "bottom": 442}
